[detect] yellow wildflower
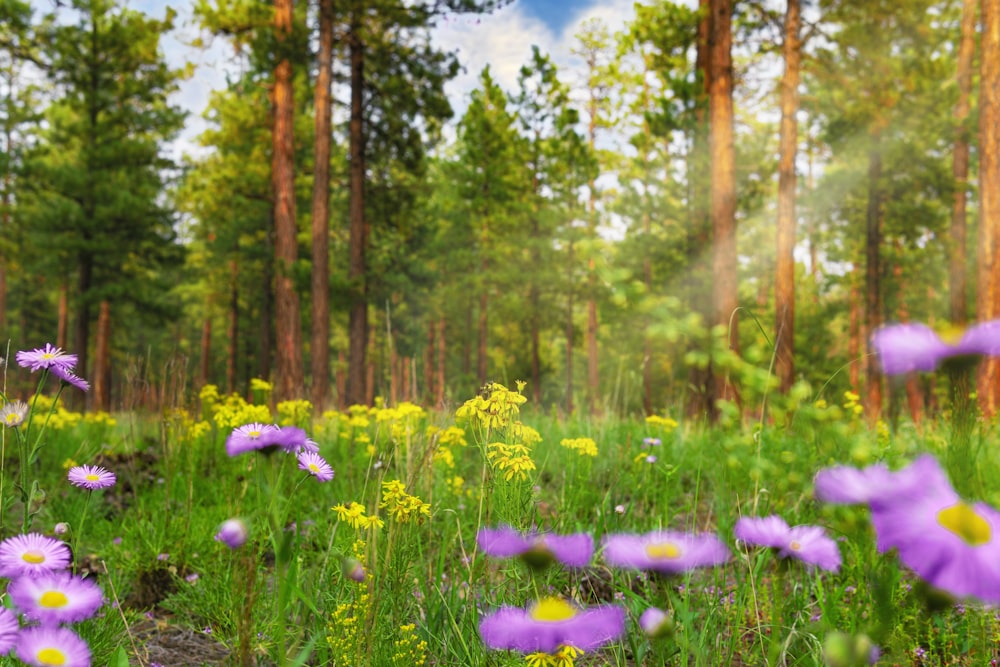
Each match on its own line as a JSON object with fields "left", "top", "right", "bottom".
{"left": 560, "top": 437, "right": 598, "bottom": 458}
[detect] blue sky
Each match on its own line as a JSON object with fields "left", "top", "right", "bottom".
{"left": 516, "top": 0, "right": 603, "bottom": 34}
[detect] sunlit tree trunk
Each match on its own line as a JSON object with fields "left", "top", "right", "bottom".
{"left": 200, "top": 310, "right": 211, "bottom": 388}
{"left": 864, "top": 141, "right": 883, "bottom": 423}
{"left": 57, "top": 280, "right": 69, "bottom": 350}
{"left": 978, "top": 0, "right": 1000, "bottom": 416}
{"left": 272, "top": 0, "right": 303, "bottom": 402}
{"left": 950, "top": 0, "right": 976, "bottom": 327}
{"left": 775, "top": 0, "right": 801, "bottom": 395}
{"left": 709, "top": 0, "right": 739, "bottom": 406}
{"left": 848, "top": 267, "right": 861, "bottom": 393}
{"left": 258, "top": 227, "right": 272, "bottom": 383}
{"left": 310, "top": 0, "right": 334, "bottom": 412}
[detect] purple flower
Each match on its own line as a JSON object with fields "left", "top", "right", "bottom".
{"left": 15, "top": 344, "right": 78, "bottom": 373}
{"left": 642, "top": 437, "right": 662, "bottom": 448}
{"left": 15, "top": 626, "right": 91, "bottom": 667}
{"left": 297, "top": 451, "right": 335, "bottom": 482}
{"left": 734, "top": 515, "right": 841, "bottom": 572}
{"left": 0, "top": 607, "right": 19, "bottom": 654}
{"left": 872, "top": 320, "right": 1000, "bottom": 375}
{"left": 638, "top": 607, "right": 673, "bottom": 638}
{"left": 214, "top": 519, "right": 248, "bottom": 549}
{"left": 866, "top": 456, "right": 1000, "bottom": 603}
{"left": 224, "top": 423, "right": 309, "bottom": 456}
{"left": 601, "top": 531, "right": 729, "bottom": 575}
{"left": 8, "top": 570, "right": 104, "bottom": 625}
{"left": 48, "top": 365, "right": 90, "bottom": 392}
{"left": 477, "top": 526, "right": 594, "bottom": 569}
{"left": 814, "top": 455, "right": 940, "bottom": 511}
{"left": 0, "top": 534, "right": 71, "bottom": 578}
{"left": 67, "top": 465, "right": 116, "bottom": 490}
{"left": 479, "top": 597, "right": 626, "bottom": 654}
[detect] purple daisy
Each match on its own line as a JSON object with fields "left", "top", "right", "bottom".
{"left": 15, "top": 344, "right": 78, "bottom": 373}
{"left": 734, "top": 515, "right": 841, "bottom": 572}
{"left": 871, "top": 320, "right": 1000, "bottom": 375}
{"left": 297, "top": 451, "right": 335, "bottom": 482}
{"left": 814, "top": 455, "right": 938, "bottom": 510}
{"left": 67, "top": 465, "right": 116, "bottom": 490}
{"left": 8, "top": 571, "right": 104, "bottom": 625}
{"left": 479, "top": 596, "right": 626, "bottom": 654}
{"left": 601, "top": 530, "right": 729, "bottom": 574}
{"left": 477, "top": 526, "right": 594, "bottom": 569}
{"left": 0, "top": 534, "right": 71, "bottom": 578}
{"left": 214, "top": 519, "right": 249, "bottom": 549}
{"left": 866, "top": 457, "right": 1000, "bottom": 602}
{"left": 48, "top": 365, "right": 90, "bottom": 392}
{"left": 15, "top": 626, "right": 91, "bottom": 667}
{"left": 0, "top": 607, "right": 19, "bottom": 654}
{"left": 224, "top": 423, "right": 309, "bottom": 456}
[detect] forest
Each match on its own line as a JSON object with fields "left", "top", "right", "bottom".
{"left": 2, "top": 0, "right": 998, "bottom": 423}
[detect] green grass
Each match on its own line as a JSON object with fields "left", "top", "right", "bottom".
{"left": 1, "top": 381, "right": 999, "bottom": 666}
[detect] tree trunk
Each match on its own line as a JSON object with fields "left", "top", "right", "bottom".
{"left": 950, "top": 0, "right": 976, "bottom": 326}
{"left": 336, "top": 350, "right": 347, "bottom": 409}
{"left": 200, "top": 313, "right": 211, "bottom": 388}
{"left": 864, "top": 142, "right": 884, "bottom": 423}
{"left": 424, "top": 319, "right": 435, "bottom": 404}
{"left": 566, "top": 239, "right": 575, "bottom": 415}
{"left": 346, "top": 12, "right": 368, "bottom": 407}
{"left": 686, "top": 0, "right": 715, "bottom": 421}
{"left": 258, "top": 228, "right": 272, "bottom": 383}
{"left": 709, "top": 0, "right": 739, "bottom": 406}
{"left": 435, "top": 318, "right": 446, "bottom": 407}
{"left": 271, "top": 0, "right": 303, "bottom": 403}
{"left": 848, "top": 268, "right": 861, "bottom": 393}
{"left": 57, "top": 280, "right": 69, "bottom": 350}
{"left": 775, "top": 0, "right": 801, "bottom": 395}
{"left": 365, "top": 319, "right": 375, "bottom": 406}
{"left": 93, "top": 300, "right": 111, "bottom": 412}
{"left": 310, "top": 0, "right": 334, "bottom": 413}
{"left": 978, "top": 0, "right": 1000, "bottom": 416}
{"left": 73, "top": 255, "right": 92, "bottom": 407}
{"left": 477, "top": 275, "right": 488, "bottom": 385}
{"left": 228, "top": 259, "right": 239, "bottom": 394}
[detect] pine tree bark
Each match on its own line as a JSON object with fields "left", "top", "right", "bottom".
{"left": 57, "top": 280, "right": 68, "bottom": 350}
{"left": 950, "top": 0, "right": 976, "bottom": 326}
{"left": 979, "top": 0, "right": 1000, "bottom": 416}
{"left": 228, "top": 259, "right": 239, "bottom": 395}
{"left": 864, "top": 142, "right": 884, "bottom": 423}
{"left": 848, "top": 268, "right": 861, "bottom": 393}
{"left": 93, "top": 300, "right": 111, "bottom": 412}
{"left": 272, "top": 0, "right": 303, "bottom": 402}
{"left": 775, "top": 0, "right": 801, "bottom": 395}
{"left": 310, "top": 0, "right": 334, "bottom": 413}
{"left": 258, "top": 228, "right": 272, "bottom": 383}
{"left": 709, "top": 0, "right": 739, "bottom": 405}
{"left": 346, "top": 11, "right": 369, "bottom": 407}
{"left": 200, "top": 312, "right": 211, "bottom": 388}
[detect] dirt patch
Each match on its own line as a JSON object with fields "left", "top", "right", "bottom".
{"left": 128, "top": 619, "right": 231, "bottom": 666}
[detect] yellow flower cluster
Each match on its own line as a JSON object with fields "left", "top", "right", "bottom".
{"left": 332, "top": 502, "right": 384, "bottom": 530}
{"left": 512, "top": 422, "right": 543, "bottom": 446}
{"left": 525, "top": 645, "right": 584, "bottom": 667}
{"left": 433, "top": 446, "right": 455, "bottom": 469}
{"left": 163, "top": 408, "right": 212, "bottom": 443}
{"left": 277, "top": 399, "right": 313, "bottom": 427}
{"left": 448, "top": 475, "right": 465, "bottom": 496}
{"left": 487, "top": 442, "right": 536, "bottom": 482}
{"left": 379, "top": 480, "right": 431, "bottom": 523}
{"left": 249, "top": 378, "right": 273, "bottom": 403}
{"left": 82, "top": 411, "right": 117, "bottom": 428}
{"left": 29, "top": 395, "right": 82, "bottom": 431}
{"left": 392, "top": 623, "right": 428, "bottom": 667}
{"left": 325, "top": 590, "right": 370, "bottom": 665}
{"left": 560, "top": 437, "right": 598, "bottom": 458}
{"left": 434, "top": 425, "right": 467, "bottom": 448}
{"left": 843, "top": 390, "right": 864, "bottom": 417}
{"left": 455, "top": 381, "right": 527, "bottom": 431}
{"left": 645, "top": 414, "right": 678, "bottom": 433}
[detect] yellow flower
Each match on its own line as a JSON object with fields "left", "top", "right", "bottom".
{"left": 379, "top": 479, "right": 431, "bottom": 523}
{"left": 560, "top": 437, "right": 598, "bottom": 458}
{"left": 332, "top": 502, "right": 382, "bottom": 531}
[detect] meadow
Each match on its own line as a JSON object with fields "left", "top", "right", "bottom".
{"left": 1, "top": 348, "right": 1000, "bottom": 666}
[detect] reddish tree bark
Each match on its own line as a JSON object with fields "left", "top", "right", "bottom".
{"left": 864, "top": 143, "right": 884, "bottom": 423}
{"left": 950, "top": 0, "right": 976, "bottom": 326}
{"left": 93, "top": 300, "right": 111, "bottom": 412}
{"left": 346, "top": 9, "right": 368, "bottom": 406}
{"left": 775, "top": 0, "right": 801, "bottom": 395}
{"left": 310, "top": 0, "right": 334, "bottom": 412}
{"left": 227, "top": 259, "right": 239, "bottom": 395}
{"left": 978, "top": 0, "right": 1000, "bottom": 416}
{"left": 272, "top": 0, "right": 303, "bottom": 402}
{"left": 200, "top": 313, "right": 211, "bottom": 388}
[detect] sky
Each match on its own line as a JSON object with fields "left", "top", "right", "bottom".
{"left": 108, "top": 0, "right": 645, "bottom": 160}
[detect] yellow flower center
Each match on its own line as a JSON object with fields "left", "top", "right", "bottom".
{"left": 248, "top": 430, "right": 261, "bottom": 438}
{"left": 36, "top": 648, "right": 66, "bottom": 665}
{"left": 645, "top": 542, "right": 681, "bottom": 559}
{"left": 308, "top": 463, "right": 320, "bottom": 473}
{"left": 22, "top": 550, "right": 46, "bottom": 564}
{"left": 4, "top": 414, "right": 16, "bottom": 424}
{"left": 937, "top": 502, "right": 992, "bottom": 546}
{"left": 529, "top": 597, "right": 578, "bottom": 623}
{"left": 789, "top": 541, "right": 802, "bottom": 551}
{"left": 85, "top": 474, "right": 100, "bottom": 482}
{"left": 42, "top": 353, "right": 55, "bottom": 360}
{"left": 40, "top": 591, "right": 69, "bottom": 608}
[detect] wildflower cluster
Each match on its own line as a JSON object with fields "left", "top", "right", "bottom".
{"left": 559, "top": 437, "right": 598, "bottom": 458}
{"left": 0, "top": 531, "right": 105, "bottom": 666}
{"left": 486, "top": 442, "right": 536, "bottom": 482}
{"left": 277, "top": 399, "right": 313, "bottom": 428}
{"left": 391, "top": 622, "right": 428, "bottom": 666}
{"left": 332, "top": 502, "right": 384, "bottom": 531}
{"left": 644, "top": 414, "right": 678, "bottom": 434}
{"left": 379, "top": 480, "right": 431, "bottom": 523}
{"left": 16, "top": 343, "right": 89, "bottom": 391}
{"left": 456, "top": 381, "right": 527, "bottom": 432}
{"left": 375, "top": 402, "right": 427, "bottom": 444}
{"left": 325, "top": 589, "right": 371, "bottom": 664}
